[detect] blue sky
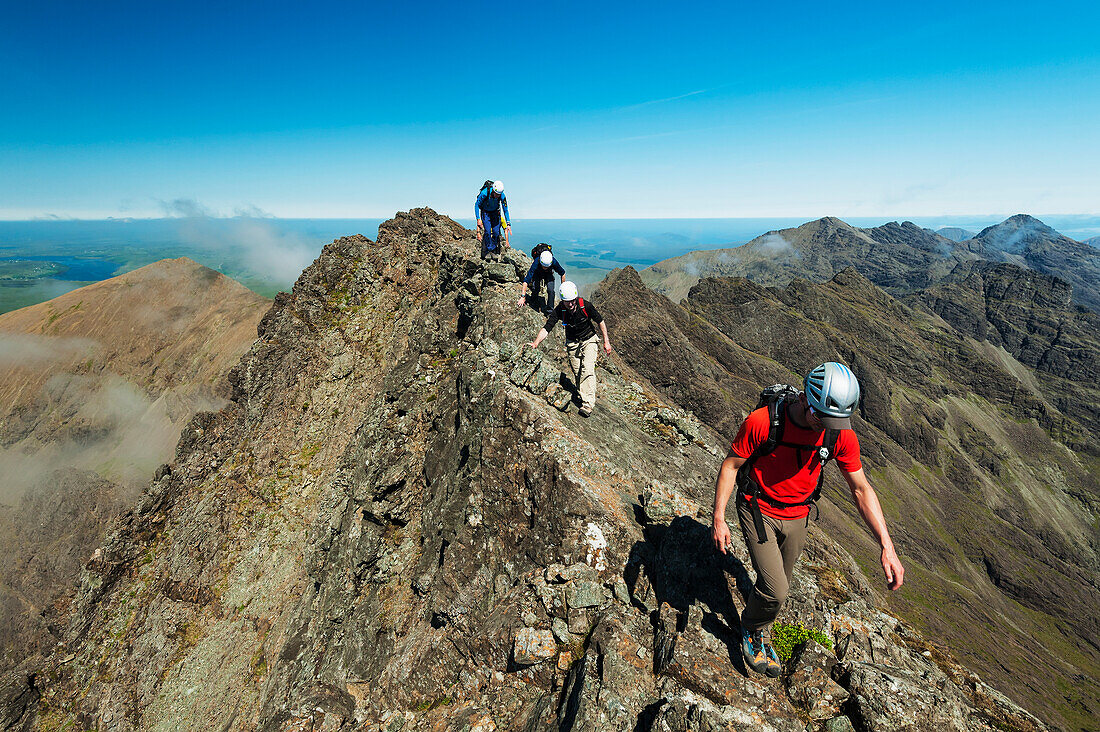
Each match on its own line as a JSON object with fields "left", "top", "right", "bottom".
{"left": 2, "top": 0, "right": 1098, "bottom": 219}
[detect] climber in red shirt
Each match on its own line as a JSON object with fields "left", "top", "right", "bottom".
{"left": 711, "top": 362, "right": 905, "bottom": 677}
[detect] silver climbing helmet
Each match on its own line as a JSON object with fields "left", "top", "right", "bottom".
{"left": 804, "top": 362, "right": 860, "bottom": 430}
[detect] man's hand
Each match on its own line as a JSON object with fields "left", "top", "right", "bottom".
{"left": 517, "top": 295, "right": 526, "bottom": 307}
{"left": 882, "top": 546, "right": 905, "bottom": 590}
{"left": 712, "top": 517, "right": 732, "bottom": 554}
{"left": 526, "top": 341, "right": 538, "bottom": 350}
{"left": 603, "top": 340, "right": 613, "bottom": 355}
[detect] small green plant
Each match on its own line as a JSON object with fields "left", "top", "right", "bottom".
{"left": 412, "top": 697, "right": 452, "bottom": 712}
{"left": 770, "top": 621, "right": 832, "bottom": 663}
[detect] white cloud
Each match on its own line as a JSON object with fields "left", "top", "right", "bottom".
{"left": 0, "top": 334, "right": 97, "bottom": 367}
{"left": 156, "top": 199, "right": 320, "bottom": 284}
{"left": 756, "top": 233, "right": 793, "bottom": 254}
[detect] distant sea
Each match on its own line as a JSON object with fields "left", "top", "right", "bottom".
{"left": 2, "top": 215, "right": 1099, "bottom": 315}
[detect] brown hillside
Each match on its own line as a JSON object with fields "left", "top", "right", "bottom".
{"left": 0, "top": 257, "right": 270, "bottom": 671}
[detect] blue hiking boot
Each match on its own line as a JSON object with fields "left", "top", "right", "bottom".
{"left": 741, "top": 628, "right": 769, "bottom": 675}
{"left": 763, "top": 642, "right": 783, "bottom": 678}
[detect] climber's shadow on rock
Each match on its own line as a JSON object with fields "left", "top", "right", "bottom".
{"left": 524, "top": 292, "right": 553, "bottom": 317}
{"left": 625, "top": 515, "right": 756, "bottom": 674}
{"left": 557, "top": 374, "right": 585, "bottom": 408}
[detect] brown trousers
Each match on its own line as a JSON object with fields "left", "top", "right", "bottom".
{"left": 736, "top": 496, "right": 810, "bottom": 634}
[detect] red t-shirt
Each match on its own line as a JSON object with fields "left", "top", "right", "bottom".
{"left": 731, "top": 406, "right": 862, "bottom": 520}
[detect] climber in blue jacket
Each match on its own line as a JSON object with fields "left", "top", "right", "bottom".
{"left": 476, "top": 180, "right": 510, "bottom": 260}
{"left": 518, "top": 247, "right": 566, "bottom": 315}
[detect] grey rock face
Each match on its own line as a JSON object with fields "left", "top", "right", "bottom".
{"left": 513, "top": 628, "right": 556, "bottom": 666}
{"left": 786, "top": 641, "right": 848, "bottom": 720}
{"left": 6, "top": 210, "right": 1050, "bottom": 732}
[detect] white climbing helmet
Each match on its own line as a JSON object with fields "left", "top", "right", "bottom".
{"left": 492, "top": 180, "right": 504, "bottom": 194}
{"left": 804, "top": 362, "right": 860, "bottom": 429}
{"left": 560, "top": 281, "right": 578, "bottom": 301}
{"left": 540, "top": 251, "right": 553, "bottom": 267}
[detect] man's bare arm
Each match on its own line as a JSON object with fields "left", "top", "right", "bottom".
{"left": 842, "top": 468, "right": 905, "bottom": 590}
{"left": 712, "top": 451, "right": 746, "bottom": 554}
{"left": 528, "top": 327, "right": 549, "bottom": 349}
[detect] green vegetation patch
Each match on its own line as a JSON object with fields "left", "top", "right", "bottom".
{"left": 770, "top": 621, "right": 832, "bottom": 663}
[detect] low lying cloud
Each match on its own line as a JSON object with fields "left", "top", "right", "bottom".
{"left": 158, "top": 198, "right": 320, "bottom": 284}
{"left": 0, "top": 373, "right": 226, "bottom": 505}
{"left": 160, "top": 198, "right": 216, "bottom": 218}
{"left": 756, "top": 233, "right": 794, "bottom": 254}
{"left": 0, "top": 334, "right": 97, "bottom": 368}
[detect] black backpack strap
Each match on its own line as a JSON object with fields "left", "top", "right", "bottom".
{"left": 736, "top": 397, "right": 788, "bottom": 543}
{"left": 738, "top": 407, "right": 839, "bottom": 535}
{"left": 807, "top": 428, "right": 840, "bottom": 510}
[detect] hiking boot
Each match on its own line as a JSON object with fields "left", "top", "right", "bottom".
{"left": 740, "top": 629, "right": 768, "bottom": 675}
{"left": 578, "top": 407, "right": 592, "bottom": 418}
{"left": 763, "top": 643, "right": 782, "bottom": 678}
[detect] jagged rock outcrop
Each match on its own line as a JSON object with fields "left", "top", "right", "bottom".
{"left": 918, "top": 261, "right": 1100, "bottom": 451}
{"left": 598, "top": 265, "right": 1100, "bottom": 731}
{"left": 968, "top": 215, "right": 1100, "bottom": 313}
{"left": 640, "top": 216, "right": 968, "bottom": 303}
{"left": 5, "top": 211, "right": 1050, "bottom": 731}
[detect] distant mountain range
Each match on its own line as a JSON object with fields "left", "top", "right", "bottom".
{"left": 0, "top": 258, "right": 268, "bottom": 670}
{"left": 642, "top": 214, "right": 1100, "bottom": 314}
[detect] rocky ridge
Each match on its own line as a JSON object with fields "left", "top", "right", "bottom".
{"left": 640, "top": 214, "right": 1100, "bottom": 314}
{"left": 2, "top": 210, "right": 1048, "bottom": 731}
{"left": 640, "top": 217, "right": 966, "bottom": 303}
{"left": 968, "top": 214, "right": 1100, "bottom": 313}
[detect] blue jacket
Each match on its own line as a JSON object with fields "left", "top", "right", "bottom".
{"left": 524, "top": 256, "right": 565, "bottom": 284}
{"left": 476, "top": 188, "right": 510, "bottom": 224}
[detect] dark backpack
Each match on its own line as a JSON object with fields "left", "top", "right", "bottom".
{"left": 531, "top": 242, "right": 552, "bottom": 260}
{"left": 737, "top": 384, "right": 840, "bottom": 544}
{"left": 480, "top": 179, "right": 494, "bottom": 196}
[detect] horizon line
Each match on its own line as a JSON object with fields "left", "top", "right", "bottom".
{"left": 3, "top": 212, "right": 1100, "bottom": 224}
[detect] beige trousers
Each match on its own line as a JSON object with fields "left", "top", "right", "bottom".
{"left": 566, "top": 334, "right": 599, "bottom": 410}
